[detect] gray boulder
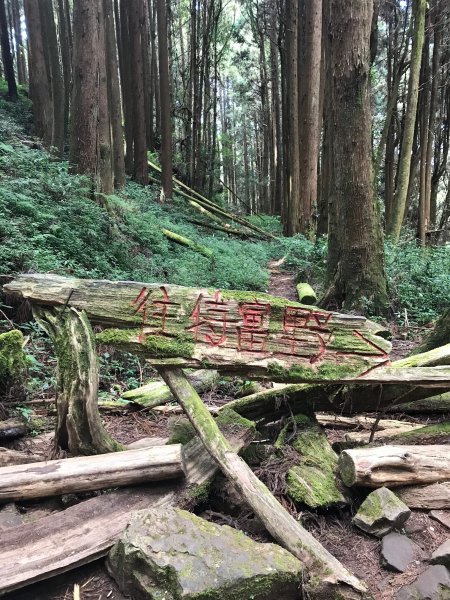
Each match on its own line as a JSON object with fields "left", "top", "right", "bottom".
{"left": 397, "top": 565, "right": 450, "bottom": 600}
{"left": 107, "top": 507, "right": 302, "bottom": 600}
{"left": 353, "top": 487, "right": 411, "bottom": 537}
{"left": 431, "top": 540, "right": 450, "bottom": 568}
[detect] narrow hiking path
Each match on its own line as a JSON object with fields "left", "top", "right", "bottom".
{"left": 267, "top": 259, "right": 297, "bottom": 301}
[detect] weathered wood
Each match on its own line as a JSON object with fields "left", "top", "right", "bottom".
{"left": 296, "top": 282, "right": 317, "bottom": 305}
{"left": 158, "top": 366, "right": 366, "bottom": 597}
{"left": 339, "top": 445, "right": 450, "bottom": 488}
{"left": 0, "top": 444, "right": 184, "bottom": 503}
{"left": 388, "top": 391, "right": 450, "bottom": 414}
{"left": 0, "top": 448, "right": 45, "bottom": 467}
{"left": 121, "top": 369, "right": 218, "bottom": 407}
{"left": 3, "top": 274, "right": 396, "bottom": 385}
{"left": 33, "top": 306, "right": 123, "bottom": 455}
{"left": 0, "top": 420, "right": 27, "bottom": 441}
{"left": 316, "top": 414, "right": 423, "bottom": 443}
{"left": 0, "top": 428, "right": 253, "bottom": 596}
{"left": 396, "top": 482, "right": 450, "bottom": 509}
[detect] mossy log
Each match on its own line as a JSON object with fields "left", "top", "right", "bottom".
{"left": 0, "top": 426, "right": 254, "bottom": 596}
{"left": 282, "top": 415, "right": 348, "bottom": 508}
{"left": 33, "top": 306, "right": 123, "bottom": 455}
{"left": 162, "top": 229, "right": 214, "bottom": 258}
{"left": 388, "top": 391, "right": 450, "bottom": 414}
{"left": 339, "top": 445, "right": 450, "bottom": 488}
{"left": 315, "top": 414, "right": 423, "bottom": 443}
{"left": 158, "top": 366, "right": 366, "bottom": 598}
{"left": 296, "top": 283, "right": 317, "bottom": 305}
{"left": 383, "top": 421, "right": 450, "bottom": 445}
{"left": 0, "top": 444, "right": 185, "bottom": 503}
{"left": 188, "top": 218, "right": 257, "bottom": 239}
{"left": 4, "top": 274, "right": 403, "bottom": 387}
{"left": 0, "top": 329, "right": 26, "bottom": 382}
{"left": 413, "top": 308, "right": 450, "bottom": 355}
{"left": 121, "top": 369, "right": 218, "bottom": 408}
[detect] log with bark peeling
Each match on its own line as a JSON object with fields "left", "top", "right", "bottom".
{"left": 0, "top": 444, "right": 185, "bottom": 502}
{"left": 0, "top": 447, "right": 45, "bottom": 467}
{"left": 339, "top": 445, "right": 450, "bottom": 488}
{"left": 0, "top": 427, "right": 254, "bottom": 596}
{"left": 158, "top": 366, "right": 366, "bottom": 598}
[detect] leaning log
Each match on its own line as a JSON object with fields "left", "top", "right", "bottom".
{"left": 396, "top": 482, "right": 450, "bottom": 509}
{"left": 0, "top": 444, "right": 185, "bottom": 503}
{"left": 388, "top": 391, "right": 450, "bottom": 414}
{"left": 159, "top": 366, "right": 366, "bottom": 598}
{"left": 0, "top": 427, "right": 253, "bottom": 595}
{"left": 339, "top": 445, "right": 450, "bottom": 488}
{"left": 162, "top": 228, "right": 214, "bottom": 258}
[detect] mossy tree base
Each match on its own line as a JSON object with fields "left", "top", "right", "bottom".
{"left": 34, "top": 306, "right": 123, "bottom": 455}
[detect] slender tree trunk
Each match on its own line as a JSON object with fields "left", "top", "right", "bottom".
{"left": 118, "top": 0, "right": 134, "bottom": 175}
{"left": 57, "top": 0, "right": 72, "bottom": 146}
{"left": 128, "top": 0, "right": 148, "bottom": 185}
{"left": 0, "top": 0, "right": 17, "bottom": 100}
{"left": 98, "top": 0, "right": 113, "bottom": 194}
{"left": 104, "top": 0, "right": 125, "bottom": 188}
{"left": 12, "top": 0, "right": 25, "bottom": 85}
{"left": 322, "top": 0, "right": 388, "bottom": 314}
{"left": 156, "top": 0, "right": 173, "bottom": 201}
{"left": 386, "top": 0, "right": 426, "bottom": 242}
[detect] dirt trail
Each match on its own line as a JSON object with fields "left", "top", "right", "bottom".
{"left": 267, "top": 259, "right": 297, "bottom": 301}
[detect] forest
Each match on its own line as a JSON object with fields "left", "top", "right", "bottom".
{"left": 0, "top": 0, "right": 449, "bottom": 599}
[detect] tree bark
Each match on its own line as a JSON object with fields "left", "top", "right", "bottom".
{"left": 322, "top": 0, "right": 388, "bottom": 314}
{"left": 0, "top": 0, "right": 18, "bottom": 100}
{"left": 98, "top": 0, "right": 113, "bottom": 194}
{"left": 57, "top": 0, "right": 72, "bottom": 145}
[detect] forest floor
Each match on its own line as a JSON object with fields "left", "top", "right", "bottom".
{"left": 2, "top": 266, "right": 448, "bottom": 600}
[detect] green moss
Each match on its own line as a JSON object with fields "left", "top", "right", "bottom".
{"left": 186, "top": 481, "right": 212, "bottom": 503}
{"left": 393, "top": 421, "right": 450, "bottom": 442}
{"left": 95, "top": 328, "right": 195, "bottom": 359}
{"left": 0, "top": 329, "right": 26, "bottom": 382}
{"left": 220, "top": 288, "right": 318, "bottom": 310}
{"left": 167, "top": 418, "right": 196, "bottom": 445}
{"left": 216, "top": 407, "right": 256, "bottom": 431}
{"left": 267, "top": 360, "right": 363, "bottom": 382}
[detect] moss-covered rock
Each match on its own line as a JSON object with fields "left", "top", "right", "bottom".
{"left": 107, "top": 507, "right": 302, "bottom": 600}
{"left": 353, "top": 487, "right": 411, "bottom": 537}
{"left": 0, "top": 329, "right": 26, "bottom": 384}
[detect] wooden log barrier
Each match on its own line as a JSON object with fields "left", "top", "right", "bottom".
{"left": 0, "top": 444, "right": 185, "bottom": 502}
{"left": 339, "top": 445, "right": 450, "bottom": 488}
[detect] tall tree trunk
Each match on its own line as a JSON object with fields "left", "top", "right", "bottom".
{"left": 57, "top": 0, "right": 72, "bottom": 146}
{"left": 69, "top": 0, "right": 100, "bottom": 182}
{"left": 386, "top": 0, "right": 426, "bottom": 242}
{"left": 322, "top": 0, "right": 388, "bottom": 314}
{"left": 295, "top": 0, "right": 322, "bottom": 234}
{"left": 156, "top": 0, "right": 173, "bottom": 201}
{"left": 98, "top": 0, "right": 113, "bottom": 194}
{"left": 0, "top": 0, "right": 18, "bottom": 100}
{"left": 128, "top": 0, "right": 148, "bottom": 185}
{"left": 11, "top": 0, "right": 25, "bottom": 85}
{"left": 23, "top": 0, "right": 53, "bottom": 144}
{"left": 118, "top": 0, "right": 134, "bottom": 175}
{"left": 104, "top": 0, "right": 125, "bottom": 189}
{"left": 40, "top": 0, "right": 65, "bottom": 155}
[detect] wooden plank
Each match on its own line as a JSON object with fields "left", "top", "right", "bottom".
{"left": 0, "top": 429, "right": 253, "bottom": 596}
{"left": 3, "top": 274, "right": 395, "bottom": 383}
{"left": 0, "top": 444, "right": 184, "bottom": 502}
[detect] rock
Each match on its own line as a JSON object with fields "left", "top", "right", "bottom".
{"left": 353, "top": 487, "right": 411, "bottom": 537}
{"left": 397, "top": 565, "right": 450, "bottom": 599}
{"left": 0, "top": 504, "right": 23, "bottom": 531}
{"left": 431, "top": 540, "right": 450, "bottom": 568}
{"left": 108, "top": 507, "right": 302, "bottom": 600}
{"left": 431, "top": 511, "right": 450, "bottom": 530}
{"left": 381, "top": 532, "right": 424, "bottom": 572}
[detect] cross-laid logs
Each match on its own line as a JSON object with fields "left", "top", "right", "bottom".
{"left": 0, "top": 444, "right": 185, "bottom": 502}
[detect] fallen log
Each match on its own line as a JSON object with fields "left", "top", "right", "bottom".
{"left": 339, "top": 445, "right": 450, "bottom": 488}
{"left": 296, "top": 283, "right": 317, "bottom": 305}
{"left": 0, "top": 425, "right": 254, "bottom": 596}
{"left": 0, "top": 444, "right": 184, "bottom": 503}
{"left": 188, "top": 218, "right": 256, "bottom": 239}
{"left": 0, "top": 447, "right": 45, "bottom": 467}
{"left": 396, "top": 482, "right": 450, "bottom": 509}
{"left": 162, "top": 228, "right": 214, "bottom": 258}
{"left": 158, "top": 366, "right": 366, "bottom": 597}
{"left": 316, "top": 414, "right": 423, "bottom": 443}
{"left": 0, "top": 420, "right": 27, "bottom": 441}
{"left": 383, "top": 421, "right": 450, "bottom": 445}
{"left": 387, "top": 391, "right": 450, "bottom": 414}
{"left": 121, "top": 369, "right": 218, "bottom": 407}
{"left": 412, "top": 308, "right": 450, "bottom": 355}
